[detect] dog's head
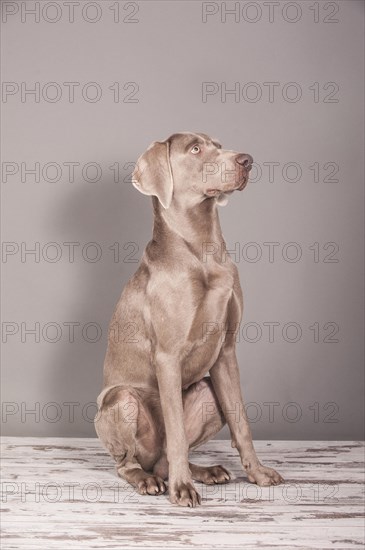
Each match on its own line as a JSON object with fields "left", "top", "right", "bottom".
{"left": 132, "top": 132, "right": 253, "bottom": 209}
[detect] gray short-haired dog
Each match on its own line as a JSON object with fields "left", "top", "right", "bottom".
{"left": 95, "top": 132, "right": 283, "bottom": 507}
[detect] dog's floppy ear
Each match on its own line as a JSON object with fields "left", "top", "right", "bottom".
{"left": 132, "top": 141, "right": 173, "bottom": 209}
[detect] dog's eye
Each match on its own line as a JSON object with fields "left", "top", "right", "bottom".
{"left": 191, "top": 145, "right": 200, "bottom": 155}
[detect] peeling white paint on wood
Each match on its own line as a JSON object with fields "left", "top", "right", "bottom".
{"left": 1, "top": 438, "right": 364, "bottom": 549}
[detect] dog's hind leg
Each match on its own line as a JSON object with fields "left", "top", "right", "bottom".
{"left": 95, "top": 385, "right": 167, "bottom": 495}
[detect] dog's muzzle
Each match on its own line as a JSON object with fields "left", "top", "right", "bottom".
{"left": 235, "top": 153, "right": 253, "bottom": 190}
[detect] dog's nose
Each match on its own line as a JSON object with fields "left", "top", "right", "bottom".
{"left": 236, "top": 154, "right": 253, "bottom": 169}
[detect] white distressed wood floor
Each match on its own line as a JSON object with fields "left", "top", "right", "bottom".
{"left": 1, "top": 438, "right": 364, "bottom": 549}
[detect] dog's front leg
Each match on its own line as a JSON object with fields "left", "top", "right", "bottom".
{"left": 156, "top": 356, "right": 201, "bottom": 507}
{"left": 210, "top": 347, "right": 284, "bottom": 486}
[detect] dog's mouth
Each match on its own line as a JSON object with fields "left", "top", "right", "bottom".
{"left": 237, "top": 175, "right": 248, "bottom": 190}
{"left": 206, "top": 175, "right": 248, "bottom": 197}
{"left": 206, "top": 188, "right": 223, "bottom": 197}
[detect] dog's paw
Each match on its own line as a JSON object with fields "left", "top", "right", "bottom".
{"left": 191, "top": 464, "right": 231, "bottom": 485}
{"left": 135, "top": 474, "right": 167, "bottom": 496}
{"left": 247, "top": 465, "right": 284, "bottom": 486}
{"left": 169, "top": 480, "right": 201, "bottom": 507}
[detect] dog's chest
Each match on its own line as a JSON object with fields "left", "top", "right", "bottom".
{"left": 202, "top": 269, "right": 235, "bottom": 317}
{"left": 181, "top": 266, "right": 241, "bottom": 388}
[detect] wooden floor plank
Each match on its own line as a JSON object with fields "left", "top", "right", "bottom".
{"left": 1, "top": 438, "right": 364, "bottom": 549}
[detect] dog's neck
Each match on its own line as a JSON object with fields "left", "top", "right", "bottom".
{"left": 151, "top": 196, "right": 226, "bottom": 261}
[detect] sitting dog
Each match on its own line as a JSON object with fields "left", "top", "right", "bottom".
{"left": 95, "top": 132, "right": 283, "bottom": 507}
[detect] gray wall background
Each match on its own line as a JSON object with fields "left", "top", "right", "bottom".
{"left": 1, "top": 0, "right": 364, "bottom": 440}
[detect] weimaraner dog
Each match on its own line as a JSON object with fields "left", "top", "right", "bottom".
{"left": 95, "top": 132, "right": 283, "bottom": 507}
